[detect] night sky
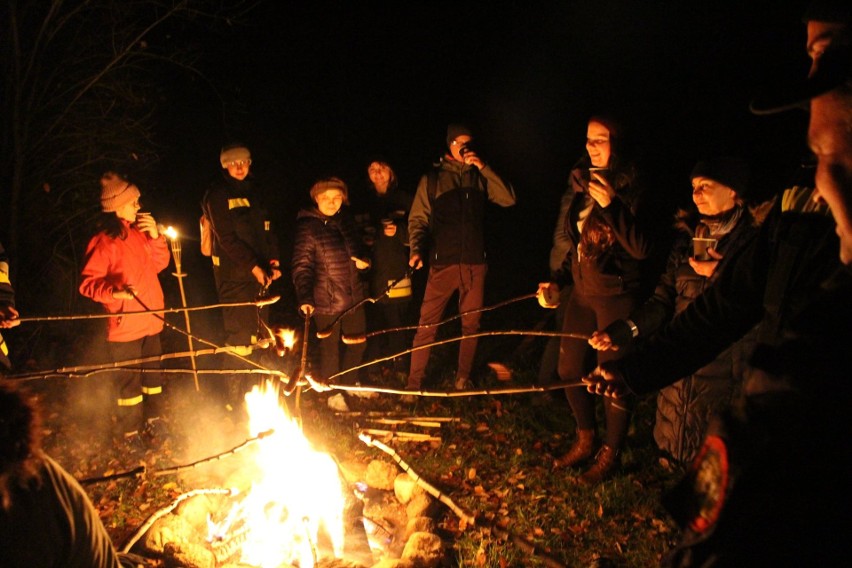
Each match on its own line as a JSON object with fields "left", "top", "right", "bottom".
{"left": 147, "top": 0, "right": 814, "bottom": 315}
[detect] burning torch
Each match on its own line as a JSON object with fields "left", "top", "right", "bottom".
{"left": 164, "top": 226, "right": 200, "bottom": 391}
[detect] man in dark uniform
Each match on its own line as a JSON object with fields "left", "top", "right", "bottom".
{"left": 203, "top": 143, "right": 281, "bottom": 354}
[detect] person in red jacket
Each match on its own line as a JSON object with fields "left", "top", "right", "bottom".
{"left": 79, "top": 172, "right": 172, "bottom": 448}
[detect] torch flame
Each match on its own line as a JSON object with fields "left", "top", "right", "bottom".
{"left": 273, "top": 327, "right": 296, "bottom": 356}
{"left": 164, "top": 225, "right": 179, "bottom": 240}
{"left": 207, "top": 381, "right": 345, "bottom": 567}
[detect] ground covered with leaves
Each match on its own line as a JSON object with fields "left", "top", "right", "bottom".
{"left": 25, "top": 348, "right": 685, "bottom": 567}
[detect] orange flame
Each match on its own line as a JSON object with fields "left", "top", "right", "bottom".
{"left": 208, "top": 381, "right": 345, "bottom": 566}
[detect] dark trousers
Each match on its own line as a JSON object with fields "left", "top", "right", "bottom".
{"left": 368, "top": 299, "right": 412, "bottom": 360}
{"left": 108, "top": 334, "right": 164, "bottom": 435}
{"left": 214, "top": 273, "right": 266, "bottom": 347}
{"left": 408, "top": 264, "right": 487, "bottom": 388}
{"left": 314, "top": 307, "right": 366, "bottom": 383}
{"left": 537, "top": 285, "right": 574, "bottom": 385}
{"left": 557, "top": 290, "right": 636, "bottom": 449}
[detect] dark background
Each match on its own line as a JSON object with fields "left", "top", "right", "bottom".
{"left": 144, "top": 1, "right": 812, "bottom": 321}
{"left": 10, "top": 1, "right": 817, "bottom": 357}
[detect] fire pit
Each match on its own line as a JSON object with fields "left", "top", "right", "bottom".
{"left": 132, "top": 381, "right": 446, "bottom": 568}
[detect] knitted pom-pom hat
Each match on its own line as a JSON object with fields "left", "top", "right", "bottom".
{"left": 309, "top": 177, "right": 349, "bottom": 204}
{"left": 100, "top": 172, "right": 140, "bottom": 212}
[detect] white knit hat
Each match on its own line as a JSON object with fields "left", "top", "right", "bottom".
{"left": 220, "top": 145, "right": 251, "bottom": 168}
{"left": 100, "top": 172, "right": 140, "bottom": 213}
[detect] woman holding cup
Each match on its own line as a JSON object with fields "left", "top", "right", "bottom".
{"left": 538, "top": 115, "right": 651, "bottom": 484}
{"left": 588, "top": 157, "right": 757, "bottom": 466}
{"left": 79, "top": 172, "right": 171, "bottom": 449}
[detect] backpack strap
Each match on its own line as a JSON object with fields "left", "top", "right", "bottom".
{"left": 426, "top": 169, "right": 438, "bottom": 203}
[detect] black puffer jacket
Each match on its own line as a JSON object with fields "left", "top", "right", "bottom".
{"left": 554, "top": 166, "right": 650, "bottom": 296}
{"left": 618, "top": 206, "right": 759, "bottom": 463}
{"left": 291, "top": 208, "right": 367, "bottom": 316}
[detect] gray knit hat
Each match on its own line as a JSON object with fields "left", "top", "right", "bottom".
{"left": 219, "top": 144, "right": 251, "bottom": 168}
{"left": 100, "top": 172, "right": 140, "bottom": 213}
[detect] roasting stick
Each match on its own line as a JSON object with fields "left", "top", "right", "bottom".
{"left": 14, "top": 296, "right": 281, "bottom": 323}
{"left": 324, "top": 329, "right": 592, "bottom": 384}
{"left": 338, "top": 292, "right": 538, "bottom": 344}
{"left": 359, "top": 433, "right": 566, "bottom": 568}
{"left": 315, "top": 269, "right": 413, "bottom": 339}
{"left": 359, "top": 433, "right": 475, "bottom": 526}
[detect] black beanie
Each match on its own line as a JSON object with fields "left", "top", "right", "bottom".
{"left": 690, "top": 157, "right": 750, "bottom": 197}
{"left": 446, "top": 123, "right": 473, "bottom": 148}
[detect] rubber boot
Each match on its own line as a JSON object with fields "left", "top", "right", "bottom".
{"left": 554, "top": 429, "right": 596, "bottom": 469}
{"left": 578, "top": 444, "right": 620, "bottom": 485}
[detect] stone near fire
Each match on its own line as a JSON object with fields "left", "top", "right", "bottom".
{"left": 404, "top": 517, "right": 436, "bottom": 542}
{"left": 143, "top": 514, "right": 201, "bottom": 554}
{"left": 363, "top": 490, "right": 407, "bottom": 533}
{"left": 401, "top": 532, "right": 443, "bottom": 567}
{"left": 393, "top": 472, "right": 425, "bottom": 504}
{"left": 174, "top": 494, "right": 226, "bottom": 533}
{"left": 337, "top": 458, "right": 368, "bottom": 485}
{"left": 162, "top": 541, "right": 215, "bottom": 568}
{"left": 405, "top": 492, "right": 433, "bottom": 520}
{"left": 366, "top": 459, "right": 398, "bottom": 490}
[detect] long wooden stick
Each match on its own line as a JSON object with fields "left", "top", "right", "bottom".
{"left": 358, "top": 433, "right": 476, "bottom": 526}
{"left": 316, "top": 269, "right": 413, "bottom": 338}
{"left": 79, "top": 430, "right": 274, "bottom": 486}
{"left": 358, "top": 435, "right": 567, "bottom": 568}
{"left": 326, "top": 329, "right": 590, "bottom": 383}
{"left": 15, "top": 296, "right": 281, "bottom": 323}
{"left": 359, "top": 429, "right": 442, "bottom": 442}
{"left": 7, "top": 347, "right": 288, "bottom": 382}
{"left": 340, "top": 292, "right": 538, "bottom": 344}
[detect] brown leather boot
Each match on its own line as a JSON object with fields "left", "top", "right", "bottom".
{"left": 553, "top": 429, "right": 596, "bottom": 469}
{"left": 578, "top": 444, "right": 620, "bottom": 485}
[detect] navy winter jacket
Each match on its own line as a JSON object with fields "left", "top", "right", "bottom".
{"left": 291, "top": 208, "right": 368, "bottom": 316}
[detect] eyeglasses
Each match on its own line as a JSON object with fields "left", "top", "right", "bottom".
{"left": 226, "top": 159, "right": 252, "bottom": 167}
